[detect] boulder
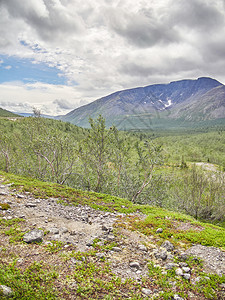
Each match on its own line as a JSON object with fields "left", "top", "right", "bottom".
{"left": 161, "top": 240, "right": 174, "bottom": 252}
{"left": 0, "top": 285, "right": 13, "bottom": 297}
{"left": 23, "top": 229, "right": 44, "bottom": 243}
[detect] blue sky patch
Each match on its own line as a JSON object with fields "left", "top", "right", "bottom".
{"left": 0, "top": 55, "right": 67, "bottom": 85}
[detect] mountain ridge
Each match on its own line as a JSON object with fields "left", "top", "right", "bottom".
{"left": 61, "top": 77, "right": 225, "bottom": 129}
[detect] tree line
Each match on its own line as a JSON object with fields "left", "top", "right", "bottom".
{"left": 0, "top": 115, "right": 164, "bottom": 204}
{"left": 0, "top": 115, "right": 224, "bottom": 224}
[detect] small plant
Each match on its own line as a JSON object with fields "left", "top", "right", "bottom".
{"left": 0, "top": 217, "right": 26, "bottom": 243}
{"left": 45, "top": 241, "right": 63, "bottom": 253}
{"left": 0, "top": 202, "right": 10, "bottom": 210}
{"left": 0, "top": 261, "right": 59, "bottom": 299}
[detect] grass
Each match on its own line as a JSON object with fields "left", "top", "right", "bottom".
{"left": 0, "top": 218, "right": 26, "bottom": 243}
{"left": 0, "top": 261, "right": 59, "bottom": 299}
{"left": 1, "top": 171, "right": 225, "bottom": 250}
{"left": 1, "top": 171, "right": 225, "bottom": 299}
{"left": 124, "top": 209, "right": 225, "bottom": 250}
{"left": 45, "top": 241, "right": 64, "bottom": 254}
{"left": 147, "top": 259, "right": 225, "bottom": 300}
{"left": 0, "top": 203, "right": 11, "bottom": 210}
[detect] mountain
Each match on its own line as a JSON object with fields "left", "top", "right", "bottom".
{"left": 61, "top": 77, "right": 225, "bottom": 130}
{"left": 0, "top": 107, "right": 21, "bottom": 118}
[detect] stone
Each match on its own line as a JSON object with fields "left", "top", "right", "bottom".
{"left": 129, "top": 261, "right": 140, "bottom": 269}
{"left": 19, "top": 215, "right": 26, "bottom": 219}
{"left": 167, "top": 253, "right": 174, "bottom": 260}
{"left": 61, "top": 227, "right": 68, "bottom": 234}
{"left": 173, "top": 294, "right": 184, "bottom": 300}
{"left": 185, "top": 244, "right": 225, "bottom": 276}
{"left": 16, "top": 194, "right": 25, "bottom": 198}
{"left": 102, "top": 224, "right": 109, "bottom": 231}
{"left": 70, "top": 258, "right": 78, "bottom": 264}
{"left": 161, "top": 240, "right": 174, "bottom": 252}
{"left": 86, "top": 240, "right": 94, "bottom": 247}
{"left": 96, "top": 241, "right": 104, "bottom": 246}
{"left": 156, "top": 228, "right": 163, "bottom": 233}
{"left": 96, "top": 253, "right": 105, "bottom": 259}
{"left": 44, "top": 241, "right": 53, "bottom": 246}
{"left": 112, "top": 247, "right": 122, "bottom": 252}
{"left": 49, "top": 227, "right": 59, "bottom": 234}
{"left": 142, "top": 288, "right": 152, "bottom": 296}
{"left": 165, "top": 263, "right": 176, "bottom": 270}
{"left": 175, "top": 268, "right": 183, "bottom": 276}
{"left": 82, "top": 216, "right": 89, "bottom": 222}
{"left": 0, "top": 285, "right": 13, "bottom": 296}
{"left": 178, "top": 253, "right": 189, "bottom": 261}
{"left": 70, "top": 231, "right": 77, "bottom": 236}
{"left": 138, "top": 244, "right": 147, "bottom": 251}
{"left": 0, "top": 191, "right": 8, "bottom": 196}
{"left": 183, "top": 273, "right": 191, "bottom": 280}
{"left": 107, "top": 235, "right": 115, "bottom": 241}
{"left": 194, "top": 276, "right": 201, "bottom": 283}
{"left": 179, "top": 262, "right": 188, "bottom": 267}
{"left": 23, "top": 229, "right": 44, "bottom": 243}
{"left": 25, "top": 203, "right": 37, "bottom": 207}
{"left": 154, "top": 251, "right": 167, "bottom": 260}
{"left": 51, "top": 234, "right": 61, "bottom": 240}
{"left": 182, "top": 267, "right": 191, "bottom": 273}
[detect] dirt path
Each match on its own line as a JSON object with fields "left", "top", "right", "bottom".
{"left": 1, "top": 177, "right": 225, "bottom": 299}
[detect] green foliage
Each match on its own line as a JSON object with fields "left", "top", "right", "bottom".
{"left": 0, "top": 171, "right": 225, "bottom": 299}
{"left": 166, "top": 166, "right": 225, "bottom": 221}
{"left": 0, "top": 217, "right": 26, "bottom": 243}
{"left": 126, "top": 209, "right": 225, "bottom": 249}
{"left": 0, "top": 261, "right": 59, "bottom": 299}
{"left": 147, "top": 259, "right": 225, "bottom": 300}
{"left": 0, "top": 115, "right": 224, "bottom": 224}
{"left": 45, "top": 241, "right": 64, "bottom": 253}
{"left": 0, "top": 116, "right": 162, "bottom": 204}
{"left": 0, "top": 108, "right": 20, "bottom": 118}
{"left": 78, "top": 115, "right": 117, "bottom": 192}
{"left": 0, "top": 203, "right": 10, "bottom": 210}
{"left": 1, "top": 172, "right": 225, "bottom": 249}
{"left": 154, "top": 130, "right": 225, "bottom": 167}
{"left": 68, "top": 253, "right": 142, "bottom": 298}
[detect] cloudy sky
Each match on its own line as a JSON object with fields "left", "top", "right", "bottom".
{"left": 0, "top": 0, "right": 225, "bottom": 115}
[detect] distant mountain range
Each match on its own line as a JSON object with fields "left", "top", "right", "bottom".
{"left": 61, "top": 77, "right": 225, "bottom": 130}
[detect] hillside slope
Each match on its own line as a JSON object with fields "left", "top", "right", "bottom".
{"left": 0, "top": 172, "right": 225, "bottom": 299}
{"left": 0, "top": 107, "right": 20, "bottom": 118}
{"left": 61, "top": 77, "right": 225, "bottom": 129}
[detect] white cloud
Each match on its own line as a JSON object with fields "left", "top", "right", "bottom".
{"left": 0, "top": 0, "right": 225, "bottom": 115}
{"left": 0, "top": 81, "right": 91, "bottom": 115}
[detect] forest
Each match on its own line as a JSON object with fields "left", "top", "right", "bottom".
{"left": 0, "top": 115, "right": 224, "bottom": 227}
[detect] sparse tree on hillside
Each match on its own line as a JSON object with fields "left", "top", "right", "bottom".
{"left": 78, "top": 115, "right": 116, "bottom": 192}
{"left": 131, "top": 140, "right": 163, "bottom": 202}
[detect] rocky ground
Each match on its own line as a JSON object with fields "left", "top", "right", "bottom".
{"left": 0, "top": 179, "right": 225, "bottom": 299}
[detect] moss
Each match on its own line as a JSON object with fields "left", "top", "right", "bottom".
{"left": 0, "top": 203, "right": 11, "bottom": 210}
